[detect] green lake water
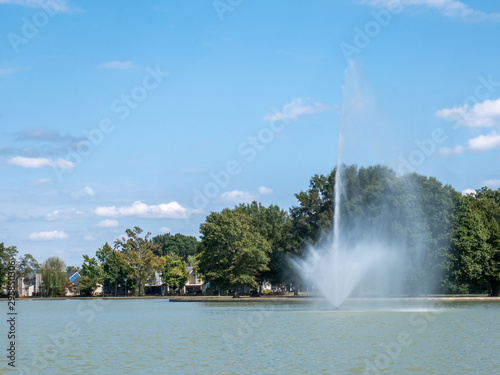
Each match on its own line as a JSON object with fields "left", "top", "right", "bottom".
{"left": 2, "top": 299, "right": 499, "bottom": 374}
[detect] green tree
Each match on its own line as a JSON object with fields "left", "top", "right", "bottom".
{"left": 66, "top": 266, "right": 80, "bottom": 273}
{"left": 41, "top": 256, "right": 67, "bottom": 297}
{"left": 162, "top": 254, "right": 189, "bottom": 293}
{"left": 17, "top": 254, "right": 40, "bottom": 279}
{"left": 451, "top": 189, "right": 500, "bottom": 296}
{"left": 114, "top": 227, "right": 162, "bottom": 297}
{"left": 233, "top": 202, "right": 294, "bottom": 286}
{"left": 79, "top": 255, "right": 102, "bottom": 296}
{"left": 186, "top": 255, "right": 197, "bottom": 267}
{"left": 152, "top": 233, "right": 199, "bottom": 260}
{"left": 196, "top": 209, "right": 271, "bottom": 297}
{"left": 290, "top": 164, "right": 457, "bottom": 295}
{"left": 97, "top": 242, "right": 128, "bottom": 296}
{"left": 0, "top": 243, "right": 18, "bottom": 296}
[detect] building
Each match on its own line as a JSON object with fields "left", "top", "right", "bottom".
{"left": 181, "top": 267, "right": 205, "bottom": 295}
{"left": 17, "top": 273, "right": 42, "bottom": 297}
{"left": 65, "top": 271, "right": 80, "bottom": 296}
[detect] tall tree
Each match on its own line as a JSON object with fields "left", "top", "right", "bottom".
{"left": 114, "top": 227, "right": 162, "bottom": 297}
{"left": 0, "top": 244, "right": 18, "bottom": 289}
{"left": 196, "top": 209, "right": 271, "bottom": 297}
{"left": 0, "top": 243, "right": 18, "bottom": 296}
{"left": 289, "top": 164, "right": 457, "bottom": 295}
{"left": 17, "top": 254, "right": 40, "bottom": 279}
{"left": 233, "top": 202, "right": 293, "bottom": 286}
{"left": 162, "top": 254, "right": 189, "bottom": 293}
{"left": 41, "top": 256, "right": 67, "bottom": 297}
{"left": 451, "top": 189, "right": 500, "bottom": 296}
{"left": 79, "top": 255, "right": 103, "bottom": 297}
{"left": 97, "top": 242, "right": 128, "bottom": 296}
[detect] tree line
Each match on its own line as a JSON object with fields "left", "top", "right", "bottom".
{"left": 196, "top": 165, "right": 500, "bottom": 297}
{"left": 0, "top": 230, "right": 199, "bottom": 297}
{"left": 1, "top": 164, "right": 499, "bottom": 297}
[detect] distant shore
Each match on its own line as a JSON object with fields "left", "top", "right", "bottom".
{"left": 168, "top": 295, "right": 500, "bottom": 302}
{"left": 4, "top": 294, "right": 500, "bottom": 302}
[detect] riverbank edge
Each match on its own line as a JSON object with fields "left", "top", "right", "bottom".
{"left": 168, "top": 296, "right": 500, "bottom": 302}
{"left": 7, "top": 295, "right": 500, "bottom": 302}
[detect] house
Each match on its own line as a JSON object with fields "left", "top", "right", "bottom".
{"left": 17, "top": 273, "right": 42, "bottom": 297}
{"left": 181, "top": 267, "right": 205, "bottom": 295}
{"left": 145, "top": 271, "right": 167, "bottom": 296}
{"left": 65, "top": 271, "right": 80, "bottom": 296}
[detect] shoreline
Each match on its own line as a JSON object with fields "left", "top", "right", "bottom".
{"left": 168, "top": 295, "right": 500, "bottom": 303}
{"left": 6, "top": 295, "right": 500, "bottom": 302}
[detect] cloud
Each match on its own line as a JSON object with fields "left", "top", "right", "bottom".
{"left": 33, "top": 178, "right": 53, "bottom": 185}
{"left": 437, "top": 98, "right": 500, "bottom": 156}
{"left": 97, "top": 219, "right": 119, "bottom": 228}
{"left": 29, "top": 230, "right": 68, "bottom": 241}
{"left": 95, "top": 201, "right": 199, "bottom": 219}
{"left": 70, "top": 186, "right": 95, "bottom": 199}
{"left": 214, "top": 190, "right": 258, "bottom": 204}
{"left": 483, "top": 179, "right": 500, "bottom": 187}
{"left": 436, "top": 99, "right": 500, "bottom": 128}
{"left": 45, "top": 209, "right": 85, "bottom": 221}
{"left": 439, "top": 145, "right": 465, "bottom": 156}
{"left": 83, "top": 235, "right": 95, "bottom": 241}
{"left": 6, "top": 156, "right": 75, "bottom": 170}
{"left": 467, "top": 133, "right": 500, "bottom": 152}
{"left": 258, "top": 186, "right": 273, "bottom": 195}
{"left": 99, "top": 61, "right": 136, "bottom": 70}
{"left": 0, "top": 0, "right": 72, "bottom": 12}
{"left": 263, "top": 98, "right": 327, "bottom": 122}
{"left": 159, "top": 226, "right": 171, "bottom": 234}
{"left": 14, "top": 128, "right": 79, "bottom": 143}
{"left": 365, "top": 0, "right": 500, "bottom": 21}
{"left": 461, "top": 188, "right": 476, "bottom": 196}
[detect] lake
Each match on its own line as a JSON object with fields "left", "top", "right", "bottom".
{"left": 3, "top": 298, "right": 499, "bottom": 374}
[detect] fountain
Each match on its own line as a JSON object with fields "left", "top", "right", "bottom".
{"left": 293, "top": 161, "right": 391, "bottom": 309}
{"left": 293, "top": 62, "right": 406, "bottom": 308}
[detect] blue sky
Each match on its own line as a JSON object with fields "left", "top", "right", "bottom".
{"left": 1, "top": 0, "right": 500, "bottom": 266}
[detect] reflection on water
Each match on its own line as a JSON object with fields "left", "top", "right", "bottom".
{"left": 3, "top": 299, "right": 499, "bottom": 374}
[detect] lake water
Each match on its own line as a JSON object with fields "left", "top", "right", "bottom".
{"left": 2, "top": 299, "right": 499, "bottom": 374}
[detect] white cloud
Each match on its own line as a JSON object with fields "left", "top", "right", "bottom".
{"left": 437, "top": 98, "right": 500, "bottom": 156}
{"left": 483, "top": 179, "right": 500, "bottom": 187}
{"left": 99, "top": 61, "right": 136, "bottom": 70}
{"left": 34, "top": 178, "right": 53, "bottom": 185}
{"left": 258, "top": 186, "right": 273, "bottom": 195}
{"left": 263, "top": 98, "right": 327, "bottom": 122}
{"left": 83, "top": 236, "right": 95, "bottom": 241}
{"left": 461, "top": 188, "right": 476, "bottom": 196}
{"left": 29, "top": 230, "right": 68, "bottom": 241}
{"left": 439, "top": 145, "right": 465, "bottom": 156}
{"left": 0, "top": 0, "right": 72, "bottom": 12}
{"left": 46, "top": 210, "right": 61, "bottom": 221}
{"left": 159, "top": 227, "right": 171, "bottom": 234}
{"left": 46, "top": 209, "right": 85, "bottom": 221}
{"left": 97, "top": 219, "right": 119, "bottom": 228}
{"left": 215, "top": 190, "right": 258, "bottom": 204}
{"left": 467, "top": 133, "right": 500, "bottom": 152}
{"left": 366, "top": 0, "right": 500, "bottom": 21}
{"left": 71, "top": 186, "right": 95, "bottom": 199}
{"left": 436, "top": 99, "right": 500, "bottom": 128}
{"left": 95, "top": 201, "right": 199, "bottom": 219}
{"left": 6, "top": 156, "right": 75, "bottom": 170}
